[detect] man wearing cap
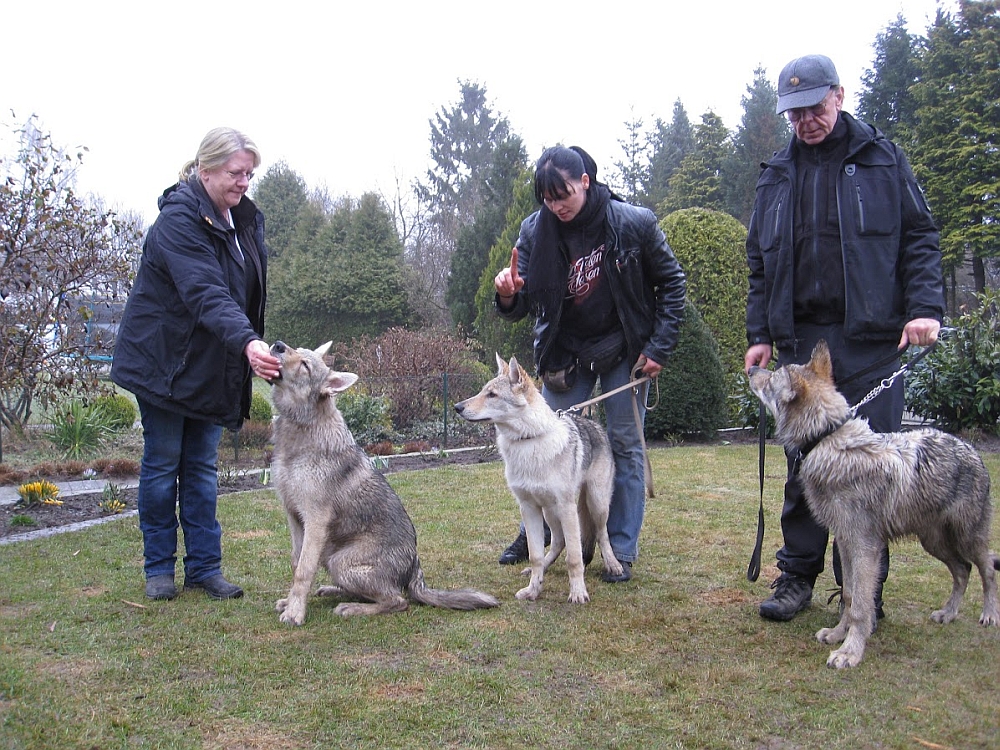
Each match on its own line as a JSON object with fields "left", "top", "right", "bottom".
{"left": 744, "top": 54, "right": 945, "bottom": 623}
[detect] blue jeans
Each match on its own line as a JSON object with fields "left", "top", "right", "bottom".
{"left": 136, "top": 398, "right": 224, "bottom": 582}
{"left": 542, "top": 357, "right": 649, "bottom": 563}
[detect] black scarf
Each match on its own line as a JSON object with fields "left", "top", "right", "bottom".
{"left": 522, "top": 182, "right": 612, "bottom": 318}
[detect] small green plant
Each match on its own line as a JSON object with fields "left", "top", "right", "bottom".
{"left": 338, "top": 390, "right": 398, "bottom": 446}
{"left": 249, "top": 391, "right": 273, "bottom": 423}
{"left": 9, "top": 514, "right": 36, "bottom": 527}
{"left": 218, "top": 465, "right": 245, "bottom": 487}
{"left": 16, "top": 480, "right": 62, "bottom": 508}
{"left": 905, "top": 289, "right": 1000, "bottom": 433}
{"left": 98, "top": 483, "right": 127, "bottom": 514}
{"left": 93, "top": 393, "right": 138, "bottom": 432}
{"left": 48, "top": 400, "right": 113, "bottom": 459}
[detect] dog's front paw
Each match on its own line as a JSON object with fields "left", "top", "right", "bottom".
{"left": 930, "top": 607, "right": 959, "bottom": 624}
{"left": 275, "top": 597, "right": 288, "bottom": 613}
{"left": 515, "top": 585, "right": 540, "bottom": 601}
{"left": 815, "top": 626, "right": 846, "bottom": 644}
{"left": 278, "top": 599, "right": 306, "bottom": 626}
{"left": 567, "top": 589, "right": 590, "bottom": 604}
{"left": 978, "top": 609, "right": 999, "bottom": 627}
{"left": 826, "top": 646, "right": 863, "bottom": 669}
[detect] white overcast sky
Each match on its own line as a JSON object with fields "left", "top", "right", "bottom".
{"left": 4, "top": 0, "right": 954, "bottom": 226}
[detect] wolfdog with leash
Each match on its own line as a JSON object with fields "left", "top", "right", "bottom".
{"left": 748, "top": 340, "right": 999, "bottom": 668}
{"left": 269, "top": 341, "right": 500, "bottom": 624}
{"left": 454, "top": 354, "right": 624, "bottom": 603}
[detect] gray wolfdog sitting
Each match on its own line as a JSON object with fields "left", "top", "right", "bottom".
{"left": 268, "top": 341, "right": 499, "bottom": 624}
{"left": 749, "top": 340, "right": 999, "bottom": 668}
{"left": 454, "top": 354, "right": 623, "bottom": 604}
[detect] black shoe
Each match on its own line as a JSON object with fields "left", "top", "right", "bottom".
{"left": 184, "top": 574, "right": 244, "bottom": 600}
{"left": 145, "top": 575, "right": 177, "bottom": 601}
{"left": 602, "top": 561, "right": 632, "bottom": 583}
{"left": 759, "top": 574, "right": 813, "bottom": 621}
{"left": 498, "top": 530, "right": 528, "bottom": 565}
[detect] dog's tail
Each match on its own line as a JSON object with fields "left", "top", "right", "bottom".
{"left": 407, "top": 564, "right": 500, "bottom": 611}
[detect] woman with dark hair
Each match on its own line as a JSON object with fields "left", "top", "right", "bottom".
{"left": 493, "top": 145, "right": 686, "bottom": 581}
{"left": 112, "top": 127, "right": 280, "bottom": 602}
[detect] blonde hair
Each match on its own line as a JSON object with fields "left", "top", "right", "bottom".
{"left": 178, "top": 127, "right": 261, "bottom": 182}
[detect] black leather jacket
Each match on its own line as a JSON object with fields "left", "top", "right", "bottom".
{"left": 498, "top": 200, "right": 686, "bottom": 373}
{"left": 746, "top": 112, "right": 944, "bottom": 355}
{"left": 111, "top": 179, "right": 267, "bottom": 430}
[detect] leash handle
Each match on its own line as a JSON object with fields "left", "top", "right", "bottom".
{"left": 747, "top": 400, "right": 766, "bottom": 582}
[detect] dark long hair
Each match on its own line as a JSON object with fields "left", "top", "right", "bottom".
{"left": 534, "top": 145, "right": 603, "bottom": 204}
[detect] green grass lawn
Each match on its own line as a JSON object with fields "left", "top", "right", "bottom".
{"left": 1, "top": 444, "right": 998, "bottom": 749}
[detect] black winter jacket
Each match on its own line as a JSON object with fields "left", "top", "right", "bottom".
{"left": 498, "top": 200, "right": 686, "bottom": 373}
{"left": 746, "top": 112, "right": 944, "bottom": 355}
{"left": 111, "top": 179, "right": 267, "bottom": 430}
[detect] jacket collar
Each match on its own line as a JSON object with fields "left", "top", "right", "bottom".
{"left": 766, "top": 112, "right": 884, "bottom": 174}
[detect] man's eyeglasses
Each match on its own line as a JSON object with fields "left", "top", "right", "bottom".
{"left": 226, "top": 170, "right": 255, "bottom": 182}
{"left": 786, "top": 90, "right": 836, "bottom": 123}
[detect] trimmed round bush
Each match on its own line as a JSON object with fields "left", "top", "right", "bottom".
{"left": 249, "top": 391, "right": 273, "bottom": 423}
{"left": 93, "top": 393, "right": 138, "bottom": 432}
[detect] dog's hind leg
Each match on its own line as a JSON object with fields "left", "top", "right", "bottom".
{"left": 538, "top": 508, "right": 565, "bottom": 573}
{"left": 581, "top": 483, "right": 622, "bottom": 579}
{"left": 555, "top": 499, "right": 589, "bottom": 604}
{"left": 919, "top": 532, "right": 973, "bottom": 624}
{"left": 980, "top": 553, "right": 1000, "bottom": 626}
{"left": 334, "top": 595, "right": 408, "bottom": 617}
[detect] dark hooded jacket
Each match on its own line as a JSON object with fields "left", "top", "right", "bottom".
{"left": 111, "top": 178, "right": 267, "bottom": 430}
{"left": 746, "top": 112, "right": 944, "bottom": 356}
{"left": 498, "top": 199, "right": 686, "bottom": 373}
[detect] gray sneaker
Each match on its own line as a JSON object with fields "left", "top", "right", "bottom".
{"left": 759, "top": 574, "right": 812, "bottom": 621}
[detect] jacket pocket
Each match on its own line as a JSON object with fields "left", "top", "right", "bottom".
{"left": 850, "top": 173, "right": 898, "bottom": 236}
{"left": 758, "top": 199, "right": 782, "bottom": 252}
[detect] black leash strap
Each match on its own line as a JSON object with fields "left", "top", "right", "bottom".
{"left": 747, "top": 400, "right": 766, "bottom": 582}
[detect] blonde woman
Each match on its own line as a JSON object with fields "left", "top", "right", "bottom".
{"left": 112, "top": 127, "right": 279, "bottom": 601}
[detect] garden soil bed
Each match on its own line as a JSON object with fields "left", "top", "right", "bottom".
{"left": 3, "top": 429, "right": 998, "bottom": 542}
{"left": 0, "top": 445, "right": 503, "bottom": 540}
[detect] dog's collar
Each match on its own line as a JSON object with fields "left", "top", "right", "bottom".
{"left": 791, "top": 419, "right": 847, "bottom": 475}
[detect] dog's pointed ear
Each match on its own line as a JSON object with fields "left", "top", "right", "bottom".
{"left": 808, "top": 340, "right": 834, "bottom": 381}
{"left": 495, "top": 352, "right": 508, "bottom": 375}
{"left": 785, "top": 368, "right": 807, "bottom": 402}
{"left": 323, "top": 370, "right": 358, "bottom": 397}
{"left": 507, "top": 356, "right": 522, "bottom": 386}
{"left": 314, "top": 341, "right": 333, "bottom": 357}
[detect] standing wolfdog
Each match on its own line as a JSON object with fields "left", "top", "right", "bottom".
{"left": 268, "top": 341, "right": 499, "bottom": 624}
{"left": 454, "top": 354, "right": 623, "bottom": 604}
{"left": 748, "top": 340, "right": 999, "bottom": 668}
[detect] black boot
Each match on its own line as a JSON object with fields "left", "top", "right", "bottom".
{"left": 759, "top": 574, "right": 813, "bottom": 621}
{"left": 498, "top": 525, "right": 551, "bottom": 565}
{"left": 498, "top": 530, "right": 528, "bottom": 565}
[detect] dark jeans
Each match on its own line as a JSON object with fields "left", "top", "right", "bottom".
{"left": 136, "top": 398, "right": 224, "bottom": 582}
{"left": 775, "top": 325, "right": 901, "bottom": 588}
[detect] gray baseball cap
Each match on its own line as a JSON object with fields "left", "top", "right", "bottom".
{"left": 776, "top": 55, "right": 840, "bottom": 114}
